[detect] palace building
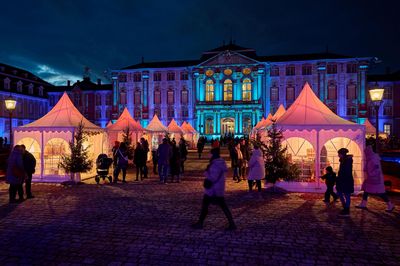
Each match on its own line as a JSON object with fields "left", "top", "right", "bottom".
{"left": 112, "top": 43, "right": 391, "bottom": 139}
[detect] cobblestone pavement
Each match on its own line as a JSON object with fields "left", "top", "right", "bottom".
{"left": 0, "top": 150, "right": 399, "bottom": 265}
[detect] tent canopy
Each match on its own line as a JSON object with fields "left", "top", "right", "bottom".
{"left": 107, "top": 107, "right": 144, "bottom": 132}
{"left": 146, "top": 114, "right": 168, "bottom": 132}
{"left": 168, "top": 119, "right": 184, "bottom": 134}
{"left": 20, "top": 92, "right": 101, "bottom": 131}
{"left": 181, "top": 121, "right": 197, "bottom": 133}
{"left": 272, "top": 104, "right": 286, "bottom": 122}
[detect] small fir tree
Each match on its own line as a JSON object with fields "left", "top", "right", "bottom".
{"left": 122, "top": 126, "right": 134, "bottom": 159}
{"left": 59, "top": 121, "right": 93, "bottom": 180}
{"left": 262, "top": 123, "right": 300, "bottom": 185}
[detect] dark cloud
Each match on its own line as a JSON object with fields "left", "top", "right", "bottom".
{"left": 0, "top": 0, "right": 399, "bottom": 85}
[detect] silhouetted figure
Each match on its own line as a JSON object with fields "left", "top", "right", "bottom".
{"left": 321, "top": 166, "right": 338, "bottom": 203}
{"left": 6, "top": 145, "right": 26, "bottom": 203}
{"left": 113, "top": 142, "right": 128, "bottom": 183}
{"left": 21, "top": 144, "right": 36, "bottom": 199}
{"left": 336, "top": 148, "right": 354, "bottom": 217}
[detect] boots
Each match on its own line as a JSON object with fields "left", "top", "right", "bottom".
{"left": 355, "top": 200, "right": 368, "bottom": 210}
{"left": 386, "top": 202, "right": 395, "bottom": 212}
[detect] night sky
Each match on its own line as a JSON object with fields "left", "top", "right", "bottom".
{"left": 1, "top": 0, "right": 399, "bottom": 85}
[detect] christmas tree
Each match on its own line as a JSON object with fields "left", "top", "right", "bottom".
{"left": 59, "top": 121, "right": 93, "bottom": 181}
{"left": 122, "top": 126, "right": 134, "bottom": 159}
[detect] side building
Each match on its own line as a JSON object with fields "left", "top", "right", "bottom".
{"left": 48, "top": 77, "right": 113, "bottom": 127}
{"left": 0, "top": 63, "right": 52, "bottom": 142}
{"left": 112, "top": 43, "right": 376, "bottom": 139}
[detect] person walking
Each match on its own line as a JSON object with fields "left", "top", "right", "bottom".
{"left": 134, "top": 142, "right": 145, "bottom": 181}
{"left": 356, "top": 145, "right": 395, "bottom": 212}
{"left": 170, "top": 140, "right": 181, "bottom": 182}
{"left": 179, "top": 138, "right": 188, "bottom": 174}
{"left": 151, "top": 146, "right": 158, "bottom": 175}
{"left": 247, "top": 145, "right": 264, "bottom": 192}
{"left": 191, "top": 148, "right": 236, "bottom": 231}
{"left": 6, "top": 145, "right": 26, "bottom": 203}
{"left": 157, "top": 138, "right": 172, "bottom": 184}
{"left": 232, "top": 142, "right": 243, "bottom": 182}
{"left": 240, "top": 138, "right": 250, "bottom": 179}
{"left": 321, "top": 166, "right": 338, "bottom": 203}
{"left": 336, "top": 148, "right": 354, "bottom": 217}
{"left": 140, "top": 138, "right": 149, "bottom": 179}
{"left": 113, "top": 142, "right": 129, "bottom": 183}
{"left": 21, "top": 144, "right": 36, "bottom": 199}
{"left": 197, "top": 137, "right": 205, "bottom": 159}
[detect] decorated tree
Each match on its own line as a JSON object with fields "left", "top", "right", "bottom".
{"left": 59, "top": 121, "right": 93, "bottom": 182}
{"left": 122, "top": 126, "right": 134, "bottom": 160}
{"left": 262, "top": 123, "right": 300, "bottom": 186}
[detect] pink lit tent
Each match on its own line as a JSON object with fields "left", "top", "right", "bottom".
{"left": 106, "top": 121, "right": 113, "bottom": 128}
{"left": 107, "top": 107, "right": 146, "bottom": 147}
{"left": 181, "top": 121, "right": 199, "bottom": 148}
{"left": 364, "top": 118, "right": 387, "bottom": 139}
{"left": 273, "top": 82, "right": 365, "bottom": 191}
{"left": 13, "top": 92, "right": 108, "bottom": 182}
{"left": 272, "top": 104, "right": 286, "bottom": 122}
{"left": 146, "top": 114, "right": 168, "bottom": 148}
{"left": 167, "top": 119, "right": 184, "bottom": 143}
{"left": 251, "top": 113, "right": 273, "bottom": 138}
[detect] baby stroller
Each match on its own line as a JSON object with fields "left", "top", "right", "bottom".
{"left": 95, "top": 154, "right": 113, "bottom": 184}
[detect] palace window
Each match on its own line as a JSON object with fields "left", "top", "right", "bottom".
{"left": 383, "top": 87, "right": 392, "bottom": 99}
{"left": 105, "top": 95, "right": 112, "bottom": 105}
{"left": 286, "top": 86, "right": 295, "bottom": 102}
{"left": 96, "top": 94, "right": 102, "bottom": 105}
{"left": 120, "top": 90, "right": 127, "bottom": 104}
{"left": 133, "top": 73, "right": 142, "bottom": 82}
{"left": 327, "top": 83, "right": 337, "bottom": 100}
{"left": 205, "top": 80, "right": 214, "bottom": 101}
{"left": 270, "top": 66, "right": 279, "bottom": 76}
{"left": 17, "top": 81, "right": 23, "bottom": 92}
{"left": 242, "top": 78, "right": 252, "bottom": 101}
{"left": 154, "top": 72, "right": 161, "bottom": 81}
{"left": 118, "top": 73, "right": 127, "bottom": 82}
{"left": 205, "top": 118, "right": 214, "bottom": 134}
{"left": 302, "top": 65, "right": 312, "bottom": 75}
{"left": 181, "top": 89, "right": 188, "bottom": 104}
{"left": 242, "top": 117, "right": 252, "bottom": 135}
{"left": 384, "top": 124, "right": 391, "bottom": 135}
{"left": 38, "top": 86, "right": 43, "bottom": 96}
{"left": 154, "top": 89, "right": 161, "bottom": 104}
{"left": 4, "top": 78, "right": 10, "bottom": 90}
{"left": 346, "top": 106, "right": 357, "bottom": 116}
{"left": 180, "top": 72, "right": 188, "bottom": 80}
{"left": 28, "top": 84, "right": 34, "bottom": 94}
{"left": 223, "top": 79, "right": 233, "bottom": 101}
{"left": 167, "top": 89, "right": 174, "bottom": 104}
{"left": 134, "top": 90, "right": 141, "bottom": 105}
{"left": 286, "top": 65, "right": 295, "bottom": 76}
{"left": 383, "top": 105, "right": 392, "bottom": 116}
{"left": 167, "top": 107, "right": 174, "bottom": 118}
{"left": 347, "top": 83, "right": 357, "bottom": 100}
{"left": 167, "top": 72, "right": 175, "bottom": 81}
{"left": 346, "top": 64, "right": 357, "bottom": 73}
{"left": 327, "top": 64, "right": 337, "bottom": 74}
{"left": 271, "top": 86, "right": 279, "bottom": 101}
{"left": 154, "top": 108, "right": 161, "bottom": 118}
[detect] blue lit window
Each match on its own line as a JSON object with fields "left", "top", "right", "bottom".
{"left": 242, "top": 78, "right": 252, "bottom": 101}
{"left": 205, "top": 80, "right": 214, "bottom": 101}
{"left": 223, "top": 79, "right": 233, "bottom": 101}
{"left": 205, "top": 118, "right": 214, "bottom": 134}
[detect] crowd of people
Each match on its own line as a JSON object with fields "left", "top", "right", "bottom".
{"left": 111, "top": 137, "right": 188, "bottom": 184}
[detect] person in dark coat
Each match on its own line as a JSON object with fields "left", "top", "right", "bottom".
{"left": 321, "top": 166, "right": 338, "bottom": 203}
{"left": 6, "top": 145, "right": 26, "bottom": 203}
{"left": 151, "top": 146, "right": 158, "bottom": 175}
{"left": 140, "top": 138, "right": 149, "bottom": 179}
{"left": 134, "top": 142, "right": 145, "bottom": 181}
{"left": 240, "top": 139, "right": 250, "bottom": 179}
{"left": 231, "top": 142, "right": 243, "bottom": 182}
{"left": 197, "top": 137, "right": 205, "bottom": 159}
{"left": 157, "top": 138, "right": 172, "bottom": 183}
{"left": 113, "top": 142, "right": 129, "bottom": 183}
{"left": 21, "top": 145, "right": 36, "bottom": 199}
{"left": 179, "top": 138, "right": 188, "bottom": 174}
{"left": 336, "top": 148, "right": 354, "bottom": 216}
{"left": 170, "top": 141, "right": 181, "bottom": 182}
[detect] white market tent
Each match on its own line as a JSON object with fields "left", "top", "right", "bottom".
{"left": 146, "top": 114, "right": 168, "bottom": 148}
{"left": 181, "top": 121, "right": 199, "bottom": 148}
{"left": 107, "top": 107, "right": 146, "bottom": 147}
{"left": 274, "top": 82, "right": 365, "bottom": 191}
{"left": 14, "top": 92, "right": 108, "bottom": 182}
{"left": 167, "top": 119, "right": 184, "bottom": 143}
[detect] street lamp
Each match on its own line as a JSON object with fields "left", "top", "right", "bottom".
{"left": 369, "top": 84, "right": 384, "bottom": 153}
{"left": 4, "top": 94, "right": 17, "bottom": 147}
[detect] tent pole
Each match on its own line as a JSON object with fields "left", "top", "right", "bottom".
{"left": 316, "top": 131, "right": 320, "bottom": 189}
{"left": 40, "top": 131, "right": 44, "bottom": 180}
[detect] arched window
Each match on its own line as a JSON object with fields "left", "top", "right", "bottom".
{"left": 17, "top": 81, "right": 23, "bottom": 92}
{"left": 205, "top": 118, "right": 214, "bottom": 134}
{"left": 167, "top": 89, "right": 174, "bottom": 104}
{"left": 134, "top": 90, "right": 141, "bottom": 104}
{"left": 120, "top": 89, "right": 127, "bottom": 104}
{"left": 205, "top": 80, "right": 214, "bottom": 101}
{"left": 181, "top": 89, "right": 188, "bottom": 104}
{"left": 271, "top": 86, "right": 279, "bottom": 101}
{"left": 347, "top": 83, "right": 357, "bottom": 100}
{"left": 223, "top": 79, "right": 233, "bottom": 101}
{"left": 242, "top": 117, "right": 252, "bottom": 134}
{"left": 154, "top": 89, "right": 161, "bottom": 104}
{"left": 328, "top": 82, "right": 337, "bottom": 100}
{"left": 286, "top": 86, "right": 295, "bottom": 102}
{"left": 242, "top": 78, "right": 252, "bottom": 101}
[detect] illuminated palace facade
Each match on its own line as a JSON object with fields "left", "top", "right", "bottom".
{"left": 112, "top": 43, "right": 392, "bottom": 139}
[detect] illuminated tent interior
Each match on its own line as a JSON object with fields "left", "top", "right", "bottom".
{"left": 167, "top": 119, "right": 184, "bottom": 143}
{"left": 181, "top": 121, "right": 199, "bottom": 148}
{"left": 14, "top": 92, "right": 107, "bottom": 182}
{"left": 146, "top": 114, "right": 168, "bottom": 148}
{"left": 364, "top": 118, "right": 387, "bottom": 139}
{"left": 274, "top": 82, "right": 365, "bottom": 190}
{"left": 107, "top": 107, "right": 146, "bottom": 148}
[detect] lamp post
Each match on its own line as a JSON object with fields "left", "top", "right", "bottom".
{"left": 369, "top": 85, "right": 384, "bottom": 153}
{"left": 4, "top": 94, "right": 17, "bottom": 148}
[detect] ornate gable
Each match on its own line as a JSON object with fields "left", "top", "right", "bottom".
{"left": 199, "top": 51, "right": 259, "bottom": 66}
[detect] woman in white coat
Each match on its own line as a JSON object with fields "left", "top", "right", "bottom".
{"left": 247, "top": 145, "right": 265, "bottom": 192}
{"left": 356, "top": 145, "right": 395, "bottom": 212}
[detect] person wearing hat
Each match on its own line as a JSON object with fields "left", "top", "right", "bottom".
{"left": 336, "top": 148, "right": 354, "bottom": 216}
{"left": 356, "top": 145, "right": 395, "bottom": 212}
{"left": 192, "top": 147, "right": 236, "bottom": 231}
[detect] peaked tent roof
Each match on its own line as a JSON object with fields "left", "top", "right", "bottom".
{"left": 107, "top": 108, "right": 144, "bottom": 131}
{"left": 272, "top": 104, "right": 286, "bottom": 121}
{"left": 146, "top": 114, "right": 168, "bottom": 132}
{"left": 106, "top": 121, "right": 113, "bottom": 128}
{"left": 276, "top": 83, "right": 356, "bottom": 126}
{"left": 168, "top": 119, "right": 184, "bottom": 134}
{"left": 254, "top": 118, "right": 266, "bottom": 130}
{"left": 181, "top": 121, "right": 197, "bottom": 133}
{"left": 20, "top": 92, "right": 100, "bottom": 130}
